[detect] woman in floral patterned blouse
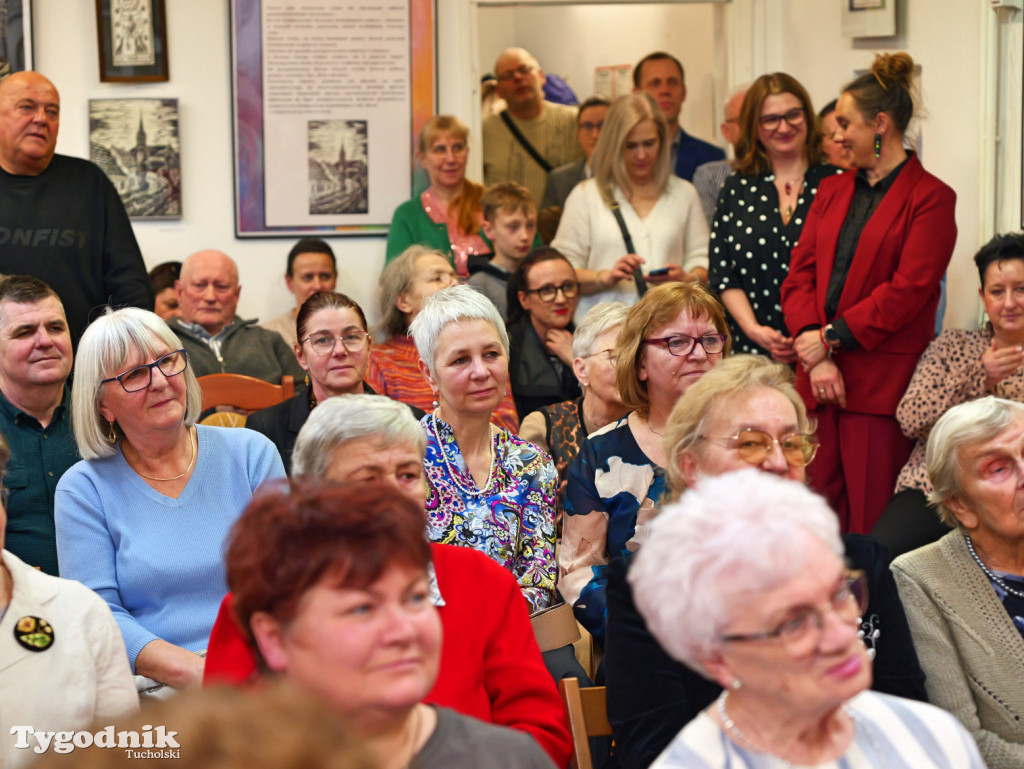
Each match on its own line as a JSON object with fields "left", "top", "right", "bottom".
{"left": 409, "top": 284, "right": 557, "bottom": 613}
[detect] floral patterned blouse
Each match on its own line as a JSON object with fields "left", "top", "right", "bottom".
{"left": 422, "top": 413, "right": 558, "bottom": 613}
{"left": 559, "top": 416, "right": 665, "bottom": 643}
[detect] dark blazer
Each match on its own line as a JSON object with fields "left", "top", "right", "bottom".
{"left": 541, "top": 158, "right": 587, "bottom": 210}
{"left": 780, "top": 153, "right": 957, "bottom": 416}
{"left": 245, "top": 383, "right": 424, "bottom": 474}
{"left": 603, "top": 534, "right": 928, "bottom": 769}
{"left": 672, "top": 128, "right": 725, "bottom": 183}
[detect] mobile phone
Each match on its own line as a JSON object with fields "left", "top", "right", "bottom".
{"left": 647, "top": 267, "right": 670, "bottom": 277}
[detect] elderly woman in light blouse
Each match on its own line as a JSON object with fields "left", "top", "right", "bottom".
{"left": 409, "top": 284, "right": 557, "bottom": 613}
{"left": 552, "top": 92, "right": 709, "bottom": 319}
{"left": 892, "top": 396, "right": 1024, "bottom": 768}
{"left": 631, "top": 470, "right": 984, "bottom": 769}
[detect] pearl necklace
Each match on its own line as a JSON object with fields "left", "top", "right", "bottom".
{"left": 965, "top": 535, "right": 1024, "bottom": 600}
{"left": 430, "top": 411, "right": 498, "bottom": 497}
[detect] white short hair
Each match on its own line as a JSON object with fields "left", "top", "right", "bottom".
{"left": 72, "top": 308, "right": 202, "bottom": 460}
{"left": 292, "top": 394, "right": 425, "bottom": 478}
{"left": 408, "top": 284, "right": 509, "bottom": 377}
{"left": 571, "top": 302, "right": 628, "bottom": 360}
{"left": 628, "top": 469, "right": 843, "bottom": 673}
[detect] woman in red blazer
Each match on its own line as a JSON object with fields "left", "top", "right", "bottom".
{"left": 780, "top": 52, "right": 957, "bottom": 534}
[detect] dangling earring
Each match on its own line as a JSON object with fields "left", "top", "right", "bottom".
{"left": 304, "top": 374, "right": 310, "bottom": 388}
{"left": 107, "top": 421, "right": 117, "bottom": 443}
{"left": 873, "top": 132, "right": 882, "bottom": 159}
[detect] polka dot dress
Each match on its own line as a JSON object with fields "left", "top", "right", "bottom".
{"left": 709, "top": 164, "right": 842, "bottom": 355}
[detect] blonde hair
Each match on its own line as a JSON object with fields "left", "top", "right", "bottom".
{"left": 378, "top": 245, "right": 449, "bottom": 339}
{"left": 418, "top": 115, "right": 483, "bottom": 235}
{"left": 591, "top": 93, "right": 671, "bottom": 208}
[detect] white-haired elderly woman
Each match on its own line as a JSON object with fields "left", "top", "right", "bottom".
{"left": 631, "top": 469, "right": 985, "bottom": 769}
{"left": 603, "top": 354, "right": 927, "bottom": 769}
{"left": 410, "top": 284, "right": 557, "bottom": 612}
{"left": 551, "top": 91, "right": 709, "bottom": 320}
{"left": 520, "top": 301, "right": 629, "bottom": 512}
{"left": 54, "top": 308, "right": 285, "bottom": 692}
{"left": 893, "top": 396, "right": 1024, "bottom": 768}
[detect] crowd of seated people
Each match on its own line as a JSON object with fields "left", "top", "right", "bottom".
{"left": 5, "top": 41, "right": 1024, "bottom": 769}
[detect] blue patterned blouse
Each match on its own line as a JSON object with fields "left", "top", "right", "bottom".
{"left": 421, "top": 413, "right": 558, "bottom": 613}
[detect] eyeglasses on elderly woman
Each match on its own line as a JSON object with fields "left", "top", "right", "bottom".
{"left": 699, "top": 429, "right": 820, "bottom": 468}
{"left": 719, "top": 569, "right": 867, "bottom": 657}
{"left": 100, "top": 349, "right": 188, "bottom": 393}
{"left": 644, "top": 333, "right": 727, "bottom": 357}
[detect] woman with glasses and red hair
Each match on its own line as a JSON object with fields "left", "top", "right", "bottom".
{"left": 55, "top": 308, "right": 285, "bottom": 693}
{"left": 559, "top": 283, "right": 728, "bottom": 645}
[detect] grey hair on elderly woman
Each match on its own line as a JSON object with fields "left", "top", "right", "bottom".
{"left": 629, "top": 469, "right": 986, "bottom": 769}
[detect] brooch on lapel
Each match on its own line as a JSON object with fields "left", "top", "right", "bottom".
{"left": 14, "top": 616, "right": 54, "bottom": 652}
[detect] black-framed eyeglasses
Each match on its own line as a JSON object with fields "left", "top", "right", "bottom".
{"left": 101, "top": 349, "right": 188, "bottom": 393}
{"left": 496, "top": 64, "right": 534, "bottom": 82}
{"left": 301, "top": 329, "right": 370, "bottom": 356}
{"left": 758, "top": 107, "right": 806, "bottom": 132}
{"left": 699, "top": 429, "right": 819, "bottom": 467}
{"left": 719, "top": 570, "right": 868, "bottom": 655}
{"left": 524, "top": 281, "right": 580, "bottom": 302}
{"left": 582, "top": 348, "right": 617, "bottom": 366}
{"left": 644, "top": 333, "right": 726, "bottom": 357}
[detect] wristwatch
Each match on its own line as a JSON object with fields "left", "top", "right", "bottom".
{"left": 823, "top": 323, "right": 841, "bottom": 350}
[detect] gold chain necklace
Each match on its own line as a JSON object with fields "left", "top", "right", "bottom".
{"left": 131, "top": 426, "right": 197, "bottom": 482}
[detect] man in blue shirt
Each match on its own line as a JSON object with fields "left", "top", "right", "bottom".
{"left": 633, "top": 51, "right": 725, "bottom": 182}
{"left": 0, "top": 275, "right": 78, "bottom": 575}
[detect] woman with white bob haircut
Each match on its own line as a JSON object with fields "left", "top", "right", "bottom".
{"left": 410, "top": 284, "right": 557, "bottom": 612}
{"left": 893, "top": 396, "right": 1024, "bottom": 768}
{"left": 629, "top": 469, "right": 985, "bottom": 768}
{"left": 55, "top": 308, "right": 285, "bottom": 693}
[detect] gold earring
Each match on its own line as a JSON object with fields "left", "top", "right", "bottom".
{"left": 107, "top": 421, "right": 117, "bottom": 443}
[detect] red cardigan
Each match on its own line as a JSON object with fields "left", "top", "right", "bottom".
{"left": 781, "top": 154, "right": 957, "bottom": 415}
{"left": 204, "top": 543, "right": 571, "bottom": 766}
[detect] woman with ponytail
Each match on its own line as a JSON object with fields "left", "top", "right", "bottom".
{"left": 780, "top": 52, "right": 957, "bottom": 535}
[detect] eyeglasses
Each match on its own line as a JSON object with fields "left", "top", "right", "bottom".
{"left": 758, "top": 107, "right": 806, "bottom": 132}
{"left": 301, "top": 330, "right": 370, "bottom": 356}
{"left": 720, "top": 570, "right": 868, "bottom": 657}
{"left": 582, "top": 348, "right": 617, "bottom": 366}
{"left": 644, "top": 333, "right": 726, "bottom": 357}
{"left": 579, "top": 121, "right": 604, "bottom": 133}
{"left": 101, "top": 349, "right": 188, "bottom": 393}
{"left": 524, "top": 281, "right": 580, "bottom": 302}
{"left": 496, "top": 64, "right": 534, "bottom": 83}
{"left": 699, "top": 429, "right": 819, "bottom": 467}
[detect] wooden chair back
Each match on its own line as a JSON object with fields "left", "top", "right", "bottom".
{"left": 197, "top": 374, "right": 295, "bottom": 413}
{"left": 559, "top": 677, "right": 612, "bottom": 769}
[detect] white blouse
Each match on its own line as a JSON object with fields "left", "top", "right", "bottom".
{"left": 551, "top": 176, "right": 709, "bottom": 319}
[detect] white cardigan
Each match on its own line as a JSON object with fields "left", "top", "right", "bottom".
{"left": 551, "top": 176, "right": 709, "bottom": 319}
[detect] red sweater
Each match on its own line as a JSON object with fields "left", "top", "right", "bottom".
{"left": 204, "top": 543, "right": 571, "bottom": 766}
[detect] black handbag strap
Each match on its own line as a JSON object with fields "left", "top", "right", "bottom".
{"left": 500, "top": 110, "right": 553, "bottom": 173}
{"left": 609, "top": 201, "right": 648, "bottom": 297}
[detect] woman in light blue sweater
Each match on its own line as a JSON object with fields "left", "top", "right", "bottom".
{"left": 55, "top": 308, "right": 285, "bottom": 692}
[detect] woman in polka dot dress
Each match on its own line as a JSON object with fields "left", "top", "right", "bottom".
{"left": 709, "top": 73, "right": 840, "bottom": 359}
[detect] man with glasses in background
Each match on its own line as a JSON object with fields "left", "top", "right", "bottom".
{"left": 168, "top": 249, "right": 304, "bottom": 384}
{"left": 483, "top": 47, "right": 582, "bottom": 206}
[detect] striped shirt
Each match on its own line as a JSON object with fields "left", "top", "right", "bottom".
{"left": 366, "top": 334, "right": 520, "bottom": 433}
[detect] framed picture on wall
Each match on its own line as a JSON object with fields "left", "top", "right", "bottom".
{"left": 95, "top": 0, "right": 169, "bottom": 83}
{"left": 1, "top": 0, "right": 33, "bottom": 77}
{"left": 89, "top": 98, "right": 181, "bottom": 219}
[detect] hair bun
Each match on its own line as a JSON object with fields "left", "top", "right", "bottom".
{"left": 871, "top": 52, "right": 915, "bottom": 89}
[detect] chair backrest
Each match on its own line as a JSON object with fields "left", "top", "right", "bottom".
{"left": 200, "top": 411, "right": 248, "bottom": 428}
{"left": 559, "top": 677, "right": 612, "bottom": 769}
{"left": 198, "top": 374, "right": 295, "bottom": 413}
{"left": 531, "top": 602, "right": 582, "bottom": 653}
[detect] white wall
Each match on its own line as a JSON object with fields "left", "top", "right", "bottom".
{"left": 477, "top": 3, "right": 723, "bottom": 145}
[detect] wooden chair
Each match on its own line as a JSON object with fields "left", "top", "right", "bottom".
{"left": 559, "top": 677, "right": 612, "bottom": 769}
{"left": 197, "top": 374, "right": 296, "bottom": 414}
{"left": 531, "top": 602, "right": 581, "bottom": 653}
{"left": 199, "top": 411, "right": 248, "bottom": 428}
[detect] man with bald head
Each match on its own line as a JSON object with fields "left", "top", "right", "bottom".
{"left": 167, "top": 250, "right": 304, "bottom": 383}
{"left": 692, "top": 86, "right": 748, "bottom": 225}
{"left": 482, "top": 47, "right": 581, "bottom": 205}
{"left": 0, "top": 71, "right": 152, "bottom": 343}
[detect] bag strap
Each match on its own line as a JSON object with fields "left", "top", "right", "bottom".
{"left": 609, "top": 201, "right": 648, "bottom": 298}
{"left": 500, "top": 110, "right": 553, "bottom": 173}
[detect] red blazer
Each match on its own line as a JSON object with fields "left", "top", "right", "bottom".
{"left": 203, "top": 543, "right": 572, "bottom": 767}
{"left": 781, "top": 154, "right": 957, "bottom": 415}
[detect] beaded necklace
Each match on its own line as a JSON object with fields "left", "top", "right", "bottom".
{"left": 430, "top": 411, "right": 498, "bottom": 497}
{"left": 965, "top": 534, "right": 1024, "bottom": 600}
